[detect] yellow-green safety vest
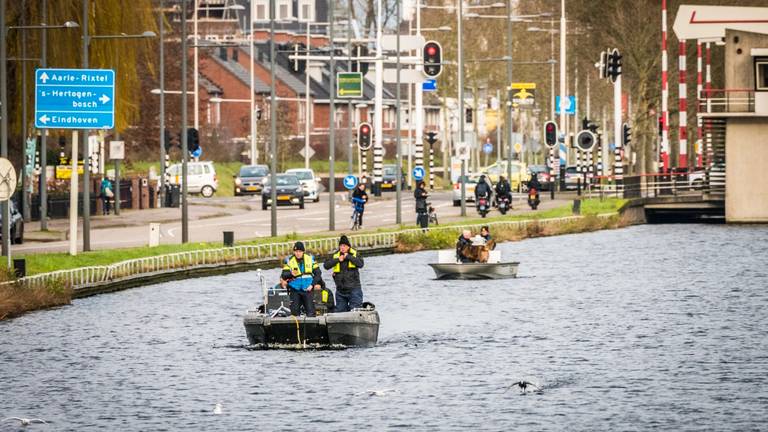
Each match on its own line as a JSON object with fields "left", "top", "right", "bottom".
{"left": 332, "top": 248, "right": 357, "bottom": 273}
{"left": 283, "top": 254, "right": 317, "bottom": 280}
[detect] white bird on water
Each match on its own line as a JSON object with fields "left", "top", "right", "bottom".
{"left": 2, "top": 417, "right": 48, "bottom": 426}
{"left": 213, "top": 403, "right": 223, "bottom": 415}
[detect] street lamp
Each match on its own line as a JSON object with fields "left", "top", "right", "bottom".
{"left": 0, "top": 5, "right": 78, "bottom": 262}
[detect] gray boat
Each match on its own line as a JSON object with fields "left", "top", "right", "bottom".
{"left": 243, "top": 270, "right": 380, "bottom": 348}
{"left": 428, "top": 250, "right": 519, "bottom": 280}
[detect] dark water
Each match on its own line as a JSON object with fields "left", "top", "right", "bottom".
{"left": 2, "top": 224, "right": 768, "bottom": 431}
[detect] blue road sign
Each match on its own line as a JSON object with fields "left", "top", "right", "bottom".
{"left": 555, "top": 95, "right": 576, "bottom": 115}
{"left": 343, "top": 175, "right": 358, "bottom": 190}
{"left": 35, "top": 68, "right": 115, "bottom": 129}
{"left": 412, "top": 166, "right": 425, "bottom": 181}
{"left": 422, "top": 79, "right": 437, "bottom": 92}
{"left": 483, "top": 142, "right": 493, "bottom": 154}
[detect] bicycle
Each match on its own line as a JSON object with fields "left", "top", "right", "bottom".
{"left": 427, "top": 202, "right": 439, "bottom": 225}
{"left": 350, "top": 196, "right": 365, "bottom": 230}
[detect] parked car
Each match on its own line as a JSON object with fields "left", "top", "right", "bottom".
{"left": 564, "top": 166, "right": 581, "bottom": 190}
{"left": 285, "top": 168, "right": 320, "bottom": 202}
{"left": 234, "top": 164, "right": 269, "bottom": 196}
{"left": 0, "top": 200, "right": 24, "bottom": 244}
{"left": 167, "top": 161, "right": 218, "bottom": 197}
{"left": 527, "top": 165, "right": 552, "bottom": 191}
{"left": 481, "top": 160, "right": 530, "bottom": 191}
{"left": 261, "top": 174, "right": 305, "bottom": 210}
{"left": 452, "top": 173, "right": 493, "bottom": 206}
{"left": 381, "top": 164, "right": 407, "bottom": 191}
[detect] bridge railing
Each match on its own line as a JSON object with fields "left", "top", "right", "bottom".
{"left": 699, "top": 88, "right": 755, "bottom": 114}
{"left": 13, "top": 215, "right": 601, "bottom": 292}
{"left": 585, "top": 171, "right": 725, "bottom": 199}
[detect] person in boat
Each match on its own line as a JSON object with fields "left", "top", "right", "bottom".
{"left": 456, "top": 230, "right": 473, "bottom": 263}
{"left": 480, "top": 225, "right": 497, "bottom": 250}
{"left": 323, "top": 235, "right": 365, "bottom": 312}
{"left": 280, "top": 241, "right": 324, "bottom": 317}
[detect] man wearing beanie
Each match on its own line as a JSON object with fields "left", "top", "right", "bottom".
{"left": 323, "top": 235, "right": 365, "bottom": 312}
{"left": 280, "top": 241, "right": 323, "bottom": 317}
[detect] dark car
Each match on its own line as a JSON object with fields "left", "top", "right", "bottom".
{"left": 527, "top": 165, "right": 552, "bottom": 191}
{"left": 381, "top": 164, "right": 406, "bottom": 191}
{"left": 0, "top": 200, "right": 24, "bottom": 244}
{"left": 235, "top": 164, "right": 269, "bottom": 196}
{"left": 261, "top": 174, "right": 305, "bottom": 210}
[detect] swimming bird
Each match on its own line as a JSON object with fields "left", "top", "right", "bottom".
{"left": 213, "top": 403, "right": 223, "bottom": 415}
{"left": 1, "top": 417, "right": 48, "bottom": 426}
{"left": 506, "top": 381, "right": 542, "bottom": 393}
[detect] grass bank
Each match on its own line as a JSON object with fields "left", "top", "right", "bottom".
{"left": 0, "top": 268, "right": 72, "bottom": 321}
{"left": 20, "top": 198, "right": 627, "bottom": 276}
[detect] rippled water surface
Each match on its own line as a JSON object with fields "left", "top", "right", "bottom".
{"left": 2, "top": 224, "right": 768, "bottom": 431}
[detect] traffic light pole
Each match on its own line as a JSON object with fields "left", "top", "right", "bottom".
{"left": 395, "top": 0, "right": 402, "bottom": 225}
{"left": 614, "top": 73, "right": 623, "bottom": 192}
{"left": 328, "top": 2, "right": 335, "bottom": 232}
{"left": 458, "top": 0, "right": 466, "bottom": 217}
{"left": 158, "top": 0, "right": 166, "bottom": 208}
{"left": 181, "top": 0, "right": 189, "bottom": 243}
{"left": 269, "top": 0, "right": 277, "bottom": 237}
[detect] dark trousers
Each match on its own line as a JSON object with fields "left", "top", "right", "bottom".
{"left": 289, "top": 289, "right": 316, "bottom": 317}
{"left": 417, "top": 212, "right": 428, "bottom": 229}
{"left": 358, "top": 211, "right": 364, "bottom": 226}
{"left": 335, "top": 288, "right": 364, "bottom": 313}
{"left": 101, "top": 196, "right": 111, "bottom": 215}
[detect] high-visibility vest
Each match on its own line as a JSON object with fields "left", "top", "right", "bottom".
{"left": 283, "top": 254, "right": 316, "bottom": 280}
{"left": 332, "top": 248, "right": 357, "bottom": 273}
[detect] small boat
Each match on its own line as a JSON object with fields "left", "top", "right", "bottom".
{"left": 428, "top": 250, "right": 519, "bottom": 280}
{"left": 243, "top": 271, "right": 380, "bottom": 348}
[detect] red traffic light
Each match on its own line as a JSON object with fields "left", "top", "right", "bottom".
{"left": 423, "top": 40, "right": 442, "bottom": 78}
{"left": 426, "top": 46, "right": 437, "bottom": 56}
{"left": 361, "top": 125, "right": 369, "bottom": 134}
{"left": 546, "top": 124, "right": 555, "bottom": 133}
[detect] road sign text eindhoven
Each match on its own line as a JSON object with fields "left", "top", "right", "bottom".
{"left": 35, "top": 68, "right": 115, "bottom": 129}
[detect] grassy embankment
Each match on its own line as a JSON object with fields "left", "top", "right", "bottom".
{"left": 0, "top": 268, "right": 72, "bottom": 320}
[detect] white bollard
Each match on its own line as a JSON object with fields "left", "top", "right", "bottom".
{"left": 148, "top": 223, "right": 161, "bottom": 247}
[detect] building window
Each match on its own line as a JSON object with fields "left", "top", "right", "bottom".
{"left": 253, "top": 0, "right": 268, "bottom": 22}
{"left": 756, "top": 59, "right": 768, "bottom": 91}
{"left": 277, "top": 0, "right": 291, "bottom": 21}
{"left": 299, "top": 0, "right": 314, "bottom": 22}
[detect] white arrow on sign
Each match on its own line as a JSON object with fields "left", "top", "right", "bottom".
{"left": 38, "top": 115, "right": 50, "bottom": 124}
{"left": 39, "top": 72, "right": 49, "bottom": 83}
{"left": 99, "top": 94, "right": 111, "bottom": 104}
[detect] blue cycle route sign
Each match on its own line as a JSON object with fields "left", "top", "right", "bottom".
{"left": 343, "top": 175, "right": 358, "bottom": 190}
{"left": 412, "top": 166, "right": 425, "bottom": 181}
{"left": 35, "top": 68, "right": 115, "bottom": 129}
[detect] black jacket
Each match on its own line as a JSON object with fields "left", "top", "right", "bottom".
{"left": 495, "top": 180, "right": 511, "bottom": 197}
{"left": 414, "top": 186, "right": 428, "bottom": 212}
{"left": 456, "top": 235, "right": 472, "bottom": 261}
{"left": 352, "top": 187, "right": 368, "bottom": 204}
{"left": 323, "top": 250, "right": 365, "bottom": 292}
{"left": 475, "top": 180, "right": 492, "bottom": 200}
{"left": 528, "top": 177, "right": 542, "bottom": 192}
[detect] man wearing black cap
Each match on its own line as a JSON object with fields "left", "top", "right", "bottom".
{"left": 323, "top": 235, "right": 365, "bottom": 312}
{"left": 280, "top": 241, "right": 323, "bottom": 317}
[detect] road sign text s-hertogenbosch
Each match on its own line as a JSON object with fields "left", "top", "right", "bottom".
{"left": 337, "top": 72, "right": 363, "bottom": 98}
{"left": 35, "top": 68, "right": 115, "bottom": 129}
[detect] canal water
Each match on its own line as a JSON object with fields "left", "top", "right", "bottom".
{"left": 2, "top": 224, "right": 767, "bottom": 431}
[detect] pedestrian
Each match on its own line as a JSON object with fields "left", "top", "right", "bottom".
{"left": 414, "top": 181, "right": 429, "bottom": 229}
{"left": 323, "top": 235, "right": 365, "bottom": 312}
{"left": 280, "top": 241, "right": 324, "bottom": 317}
{"left": 100, "top": 176, "right": 114, "bottom": 215}
{"left": 351, "top": 182, "right": 368, "bottom": 228}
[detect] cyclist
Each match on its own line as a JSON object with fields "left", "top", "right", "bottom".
{"left": 351, "top": 182, "right": 368, "bottom": 229}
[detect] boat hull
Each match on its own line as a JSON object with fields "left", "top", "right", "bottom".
{"left": 243, "top": 310, "right": 380, "bottom": 348}
{"left": 428, "top": 262, "right": 519, "bottom": 280}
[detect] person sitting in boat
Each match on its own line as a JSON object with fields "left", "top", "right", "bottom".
{"left": 480, "top": 225, "right": 496, "bottom": 250}
{"left": 456, "top": 230, "right": 473, "bottom": 263}
{"left": 280, "top": 241, "right": 324, "bottom": 317}
{"left": 323, "top": 235, "right": 365, "bottom": 312}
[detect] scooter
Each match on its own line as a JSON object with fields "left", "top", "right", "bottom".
{"left": 497, "top": 195, "right": 510, "bottom": 215}
{"left": 528, "top": 188, "right": 540, "bottom": 210}
{"left": 477, "top": 197, "right": 490, "bottom": 218}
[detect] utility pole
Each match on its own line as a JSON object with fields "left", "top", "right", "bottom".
{"left": 159, "top": 0, "right": 166, "bottom": 208}
{"left": 395, "top": 0, "right": 402, "bottom": 225}
{"left": 372, "top": 0, "right": 384, "bottom": 196}
{"left": 458, "top": 0, "right": 466, "bottom": 217}
{"left": 505, "top": 0, "right": 513, "bottom": 188}
{"left": 181, "top": 0, "right": 189, "bottom": 243}
{"left": 81, "top": 0, "right": 91, "bottom": 251}
{"left": 40, "top": 0, "right": 49, "bottom": 230}
{"left": 329, "top": 0, "right": 336, "bottom": 231}
{"left": 269, "top": 0, "right": 277, "bottom": 237}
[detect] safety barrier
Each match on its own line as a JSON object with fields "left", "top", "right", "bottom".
{"left": 14, "top": 214, "right": 614, "bottom": 292}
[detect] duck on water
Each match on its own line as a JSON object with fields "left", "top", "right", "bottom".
{"left": 243, "top": 237, "right": 380, "bottom": 348}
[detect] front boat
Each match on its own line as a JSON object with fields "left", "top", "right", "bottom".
{"left": 428, "top": 249, "right": 519, "bottom": 280}
{"left": 243, "top": 271, "right": 380, "bottom": 348}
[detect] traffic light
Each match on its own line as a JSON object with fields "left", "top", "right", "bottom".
{"left": 622, "top": 122, "right": 631, "bottom": 147}
{"left": 598, "top": 50, "right": 608, "bottom": 79}
{"left": 351, "top": 45, "right": 369, "bottom": 75}
{"left": 289, "top": 43, "right": 307, "bottom": 74}
{"left": 422, "top": 40, "right": 442, "bottom": 78}
{"left": 186, "top": 127, "right": 200, "bottom": 153}
{"left": 465, "top": 107, "right": 473, "bottom": 124}
{"left": 544, "top": 121, "right": 558, "bottom": 147}
{"left": 163, "top": 130, "right": 172, "bottom": 151}
{"left": 358, "top": 122, "right": 372, "bottom": 150}
{"left": 607, "top": 48, "right": 622, "bottom": 82}
{"left": 425, "top": 131, "right": 438, "bottom": 147}
{"left": 576, "top": 130, "right": 597, "bottom": 152}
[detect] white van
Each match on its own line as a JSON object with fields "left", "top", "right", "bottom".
{"left": 167, "top": 161, "right": 218, "bottom": 197}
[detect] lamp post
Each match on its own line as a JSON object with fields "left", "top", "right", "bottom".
{"left": 6, "top": 9, "right": 78, "bottom": 233}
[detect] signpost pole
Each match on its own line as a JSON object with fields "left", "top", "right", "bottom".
{"left": 114, "top": 159, "right": 120, "bottom": 215}
{"left": 82, "top": 0, "right": 91, "bottom": 252}
{"left": 69, "top": 131, "right": 79, "bottom": 256}
{"left": 395, "top": 0, "right": 402, "bottom": 225}
{"left": 329, "top": 1, "right": 335, "bottom": 232}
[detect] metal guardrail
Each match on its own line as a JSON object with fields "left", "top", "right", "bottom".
{"left": 585, "top": 173, "right": 725, "bottom": 200}
{"left": 15, "top": 214, "right": 611, "bottom": 291}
